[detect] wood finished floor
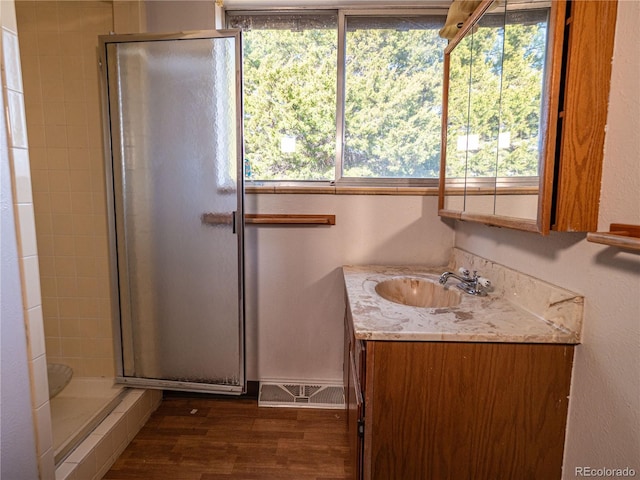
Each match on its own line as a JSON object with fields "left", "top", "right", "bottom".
{"left": 104, "top": 396, "right": 352, "bottom": 480}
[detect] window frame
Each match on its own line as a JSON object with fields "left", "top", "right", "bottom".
{"left": 225, "top": 7, "right": 453, "bottom": 189}
{"left": 336, "top": 9, "right": 449, "bottom": 188}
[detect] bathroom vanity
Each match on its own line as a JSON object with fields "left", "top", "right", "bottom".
{"left": 342, "top": 250, "right": 583, "bottom": 480}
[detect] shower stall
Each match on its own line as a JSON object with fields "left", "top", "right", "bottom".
{"left": 13, "top": 4, "right": 246, "bottom": 470}
{"left": 99, "top": 31, "right": 246, "bottom": 394}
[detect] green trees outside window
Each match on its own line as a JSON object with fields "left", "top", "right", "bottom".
{"left": 343, "top": 16, "right": 446, "bottom": 179}
{"left": 241, "top": 23, "right": 338, "bottom": 180}
{"left": 444, "top": 10, "right": 548, "bottom": 180}
{"left": 229, "top": 9, "right": 548, "bottom": 184}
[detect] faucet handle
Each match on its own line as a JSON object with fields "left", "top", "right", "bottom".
{"left": 477, "top": 277, "right": 491, "bottom": 288}
{"left": 457, "top": 267, "right": 471, "bottom": 278}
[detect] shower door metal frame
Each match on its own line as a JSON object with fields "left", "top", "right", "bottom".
{"left": 98, "top": 30, "right": 246, "bottom": 394}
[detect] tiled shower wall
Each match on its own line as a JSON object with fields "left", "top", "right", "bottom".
{"left": 16, "top": 1, "right": 115, "bottom": 377}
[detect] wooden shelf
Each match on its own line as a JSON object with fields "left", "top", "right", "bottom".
{"left": 245, "top": 214, "right": 335, "bottom": 225}
{"left": 587, "top": 224, "right": 640, "bottom": 251}
{"left": 201, "top": 213, "right": 336, "bottom": 226}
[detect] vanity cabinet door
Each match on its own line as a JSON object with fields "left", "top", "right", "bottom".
{"left": 347, "top": 351, "right": 364, "bottom": 480}
{"left": 344, "top": 305, "right": 364, "bottom": 480}
{"left": 364, "top": 341, "right": 574, "bottom": 480}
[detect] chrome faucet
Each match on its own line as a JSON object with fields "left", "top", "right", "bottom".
{"left": 439, "top": 268, "right": 491, "bottom": 296}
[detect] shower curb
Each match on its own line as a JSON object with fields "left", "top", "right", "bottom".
{"left": 54, "top": 388, "right": 162, "bottom": 480}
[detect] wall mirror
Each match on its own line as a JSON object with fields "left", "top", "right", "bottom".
{"left": 439, "top": 0, "right": 557, "bottom": 232}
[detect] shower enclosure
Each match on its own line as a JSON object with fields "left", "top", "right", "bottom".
{"left": 99, "top": 31, "right": 245, "bottom": 394}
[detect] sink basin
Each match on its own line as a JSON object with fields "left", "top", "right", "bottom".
{"left": 375, "top": 277, "right": 461, "bottom": 308}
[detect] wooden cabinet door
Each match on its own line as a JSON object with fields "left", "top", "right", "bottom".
{"left": 347, "top": 351, "right": 364, "bottom": 480}
{"left": 366, "top": 341, "right": 573, "bottom": 480}
{"left": 345, "top": 307, "right": 364, "bottom": 480}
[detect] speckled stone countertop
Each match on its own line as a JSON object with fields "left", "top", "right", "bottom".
{"left": 343, "top": 254, "right": 583, "bottom": 344}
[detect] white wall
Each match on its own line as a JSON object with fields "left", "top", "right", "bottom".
{"left": 454, "top": 1, "right": 640, "bottom": 476}
{"left": 0, "top": 2, "right": 39, "bottom": 474}
{"left": 245, "top": 194, "right": 453, "bottom": 382}
{"left": 144, "top": 1, "right": 215, "bottom": 32}
{"left": 0, "top": 120, "right": 40, "bottom": 480}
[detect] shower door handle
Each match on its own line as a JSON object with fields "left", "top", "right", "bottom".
{"left": 200, "top": 211, "right": 238, "bottom": 234}
{"left": 201, "top": 212, "right": 233, "bottom": 226}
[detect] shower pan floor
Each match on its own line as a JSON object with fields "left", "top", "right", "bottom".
{"left": 51, "top": 377, "right": 126, "bottom": 465}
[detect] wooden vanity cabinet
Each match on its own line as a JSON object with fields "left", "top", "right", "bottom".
{"left": 344, "top": 309, "right": 575, "bottom": 480}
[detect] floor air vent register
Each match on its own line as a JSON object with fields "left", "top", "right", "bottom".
{"left": 258, "top": 383, "right": 345, "bottom": 409}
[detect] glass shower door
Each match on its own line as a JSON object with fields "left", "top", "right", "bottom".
{"left": 100, "top": 31, "right": 245, "bottom": 394}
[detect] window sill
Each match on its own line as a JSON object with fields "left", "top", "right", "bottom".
{"left": 245, "top": 183, "right": 440, "bottom": 196}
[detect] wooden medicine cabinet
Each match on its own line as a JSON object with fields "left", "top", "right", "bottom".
{"left": 438, "top": 0, "right": 618, "bottom": 234}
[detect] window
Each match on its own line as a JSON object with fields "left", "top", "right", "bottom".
{"left": 228, "top": 12, "right": 338, "bottom": 181}
{"left": 341, "top": 14, "right": 447, "bottom": 180}
{"left": 227, "top": 9, "right": 448, "bottom": 185}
